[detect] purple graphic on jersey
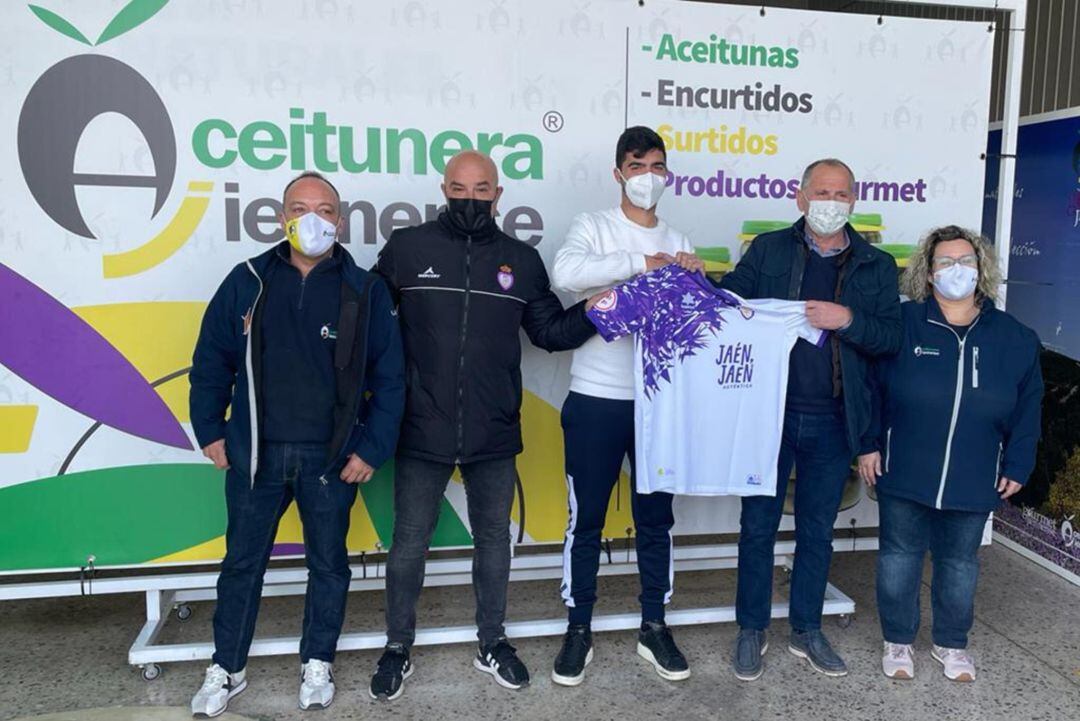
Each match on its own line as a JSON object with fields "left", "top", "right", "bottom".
{"left": 588, "top": 265, "right": 741, "bottom": 397}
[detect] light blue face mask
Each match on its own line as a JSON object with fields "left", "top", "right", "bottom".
{"left": 932, "top": 264, "right": 979, "bottom": 300}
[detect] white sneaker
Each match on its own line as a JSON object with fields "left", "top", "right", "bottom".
{"left": 299, "top": 659, "right": 335, "bottom": 710}
{"left": 931, "top": 645, "right": 976, "bottom": 682}
{"left": 881, "top": 642, "right": 915, "bottom": 680}
{"left": 191, "top": 663, "right": 247, "bottom": 718}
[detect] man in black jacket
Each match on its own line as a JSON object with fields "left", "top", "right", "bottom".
{"left": 720, "top": 159, "right": 901, "bottom": 682}
{"left": 368, "top": 150, "right": 598, "bottom": 700}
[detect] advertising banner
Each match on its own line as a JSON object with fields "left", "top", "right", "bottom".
{"left": 983, "top": 109, "right": 1080, "bottom": 580}
{"left": 0, "top": 0, "right": 992, "bottom": 572}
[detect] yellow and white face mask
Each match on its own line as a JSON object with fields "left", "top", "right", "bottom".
{"left": 285, "top": 212, "right": 337, "bottom": 258}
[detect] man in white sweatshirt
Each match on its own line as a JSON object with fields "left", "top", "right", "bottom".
{"left": 549, "top": 126, "right": 702, "bottom": 686}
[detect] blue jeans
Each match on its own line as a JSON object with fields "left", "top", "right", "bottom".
{"left": 876, "top": 492, "right": 988, "bottom": 648}
{"left": 736, "top": 409, "right": 852, "bottom": 632}
{"left": 385, "top": 455, "right": 517, "bottom": 647}
{"left": 212, "top": 442, "right": 356, "bottom": 673}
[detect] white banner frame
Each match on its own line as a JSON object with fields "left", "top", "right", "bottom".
{"left": 0, "top": 0, "right": 1024, "bottom": 675}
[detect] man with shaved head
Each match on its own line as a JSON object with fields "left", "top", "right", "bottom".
{"left": 189, "top": 171, "right": 405, "bottom": 717}
{"left": 369, "top": 150, "right": 599, "bottom": 699}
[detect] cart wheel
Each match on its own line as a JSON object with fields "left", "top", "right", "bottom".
{"left": 176, "top": 604, "right": 193, "bottom": 621}
{"left": 836, "top": 614, "right": 853, "bottom": 629}
{"left": 141, "top": 663, "right": 162, "bottom": 681}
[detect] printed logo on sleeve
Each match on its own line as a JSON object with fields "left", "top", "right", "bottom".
{"left": 418, "top": 266, "right": 440, "bottom": 279}
{"left": 594, "top": 289, "right": 617, "bottom": 312}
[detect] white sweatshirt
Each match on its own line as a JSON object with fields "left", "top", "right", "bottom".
{"left": 552, "top": 207, "right": 694, "bottom": 400}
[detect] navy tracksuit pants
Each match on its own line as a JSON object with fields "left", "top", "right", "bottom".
{"left": 559, "top": 391, "right": 675, "bottom": 625}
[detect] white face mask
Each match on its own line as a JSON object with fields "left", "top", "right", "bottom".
{"left": 284, "top": 211, "right": 337, "bottom": 258}
{"left": 932, "top": 264, "right": 979, "bottom": 301}
{"left": 618, "top": 169, "right": 667, "bottom": 210}
{"left": 804, "top": 199, "right": 851, "bottom": 236}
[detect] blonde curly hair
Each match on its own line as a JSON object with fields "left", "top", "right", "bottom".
{"left": 901, "top": 225, "right": 1003, "bottom": 302}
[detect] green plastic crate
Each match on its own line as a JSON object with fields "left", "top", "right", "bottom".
{"left": 694, "top": 246, "right": 731, "bottom": 264}
{"left": 878, "top": 244, "right": 916, "bottom": 259}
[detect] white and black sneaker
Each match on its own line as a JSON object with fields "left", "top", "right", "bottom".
{"left": 191, "top": 663, "right": 247, "bottom": 718}
{"left": 637, "top": 621, "right": 691, "bottom": 681}
{"left": 298, "top": 659, "right": 334, "bottom": 710}
{"left": 474, "top": 637, "right": 530, "bottom": 690}
{"left": 552, "top": 624, "right": 593, "bottom": 687}
{"left": 369, "top": 643, "right": 413, "bottom": 701}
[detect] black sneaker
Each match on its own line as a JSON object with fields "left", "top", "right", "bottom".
{"left": 474, "top": 638, "right": 531, "bottom": 690}
{"left": 551, "top": 624, "right": 593, "bottom": 687}
{"left": 636, "top": 621, "right": 691, "bottom": 681}
{"left": 368, "top": 643, "right": 413, "bottom": 701}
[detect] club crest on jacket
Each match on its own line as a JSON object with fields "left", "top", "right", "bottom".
{"left": 497, "top": 264, "right": 514, "bottom": 291}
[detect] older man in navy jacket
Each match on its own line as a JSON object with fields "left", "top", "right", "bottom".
{"left": 720, "top": 158, "right": 902, "bottom": 681}
{"left": 188, "top": 171, "right": 405, "bottom": 717}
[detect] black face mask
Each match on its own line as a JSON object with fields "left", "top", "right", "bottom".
{"left": 446, "top": 197, "right": 495, "bottom": 234}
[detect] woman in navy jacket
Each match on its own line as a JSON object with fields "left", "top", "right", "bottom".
{"left": 858, "top": 225, "right": 1043, "bottom": 683}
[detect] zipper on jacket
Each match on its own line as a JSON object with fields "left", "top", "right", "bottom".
{"left": 454, "top": 234, "right": 473, "bottom": 463}
{"left": 789, "top": 240, "right": 807, "bottom": 301}
{"left": 298, "top": 275, "right": 307, "bottom": 310}
{"left": 321, "top": 282, "right": 374, "bottom": 479}
{"left": 796, "top": 242, "right": 867, "bottom": 446}
{"left": 928, "top": 316, "right": 982, "bottom": 509}
{"left": 995, "top": 442, "right": 1003, "bottom": 486}
{"left": 972, "top": 346, "right": 980, "bottom": 389}
{"left": 885, "top": 427, "right": 892, "bottom": 473}
{"left": 244, "top": 261, "right": 265, "bottom": 488}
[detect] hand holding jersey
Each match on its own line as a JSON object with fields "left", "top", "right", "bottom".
{"left": 645, "top": 252, "right": 676, "bottom": 271}
{"left": 806, "top": 299, "right": 854, "bottom": 330}
{"left": 588, "top": 266, "right": 826, "bottom": 498}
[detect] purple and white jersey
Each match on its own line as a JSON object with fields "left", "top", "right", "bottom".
{"left": 587, "top": 265, "right": 826, "bottom": 497}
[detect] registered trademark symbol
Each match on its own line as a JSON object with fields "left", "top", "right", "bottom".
{"left": 543, "top": 111, "right": 564, "bottom": 133}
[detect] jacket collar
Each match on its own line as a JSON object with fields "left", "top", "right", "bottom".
{"left": 789, "top": 217, "right": 875, "bottom": 265}
{"left": 248, "top": 241, "right": 366, "bottom": 290}
{"left": 923, "top": 294, "right": 997, "bottom": 325}
{"left": 272, "top": 241, "right": 344, "bottom": 272}
{"left": 436, "top": 209, "right": 499, "bottom": 242}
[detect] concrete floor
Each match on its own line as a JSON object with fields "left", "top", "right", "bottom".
{"left": 1, "top": 543, "right": 1078, "bottom": 721}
